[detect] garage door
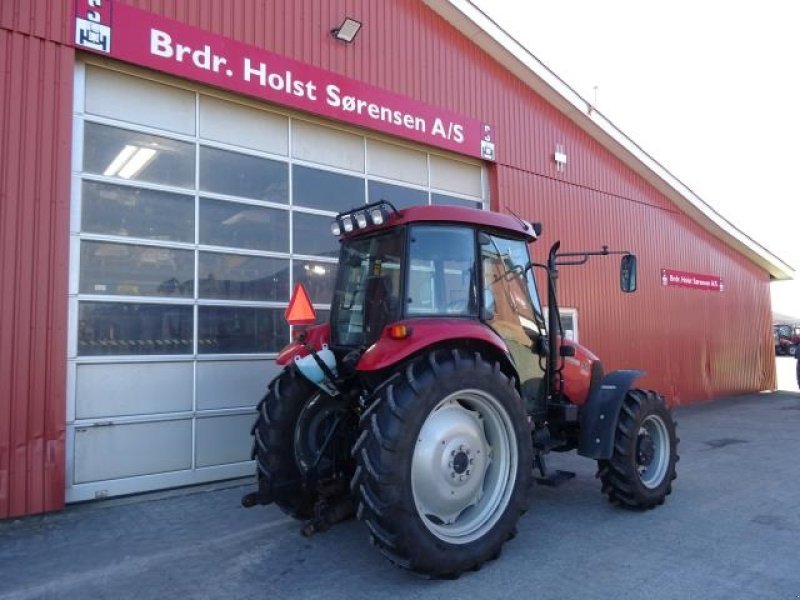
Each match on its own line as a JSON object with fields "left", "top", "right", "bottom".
{"left": 66, "top": 61, "right": 488, "bottom": 502}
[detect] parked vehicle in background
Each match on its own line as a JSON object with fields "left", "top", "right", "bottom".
{"left": 774, "top": 324, "right": 800, "bottom": 356}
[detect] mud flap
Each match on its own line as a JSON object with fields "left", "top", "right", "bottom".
{"left": 577, "top": 370, "right": 644, "bottom": 460}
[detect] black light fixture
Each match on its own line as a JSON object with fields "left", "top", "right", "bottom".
{"left": 331, "top": 17, "right": 362, "bottom": 43}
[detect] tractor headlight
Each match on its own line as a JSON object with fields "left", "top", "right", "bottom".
{"left": 331, "top": 221, "right": 342, "bottom": 236}
{"left": 341, "top": 215, "right": 354, "bottom": 233}
{"left": 354, "top": 212, "right": 368, "bottom": 229}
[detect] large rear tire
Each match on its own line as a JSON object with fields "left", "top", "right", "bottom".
{"left": 352, "top": 349, "right": 531, "bottom": 577}
{"left": 251, "top": 368, "right": 320, "bottom": 519}
{"left": 597, "top": 389, "right": 678, "bottom": 509}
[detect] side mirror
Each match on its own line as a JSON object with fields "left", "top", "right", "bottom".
{"left": 620, "top": 254, "right": 637, "bottom": 293}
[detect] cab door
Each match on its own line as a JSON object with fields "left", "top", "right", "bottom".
{"left": 480, "top": 232, "right": 546, "bottom": 414}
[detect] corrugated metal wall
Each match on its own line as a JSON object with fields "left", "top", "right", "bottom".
{"left": 497, "top": 165, "right": 775, "bottom": 404}
{"left": 0, "top": 0, "right": 775, "bottom": 517}
{"left": 0, "top": 23, "right": 73, "bottom": 518}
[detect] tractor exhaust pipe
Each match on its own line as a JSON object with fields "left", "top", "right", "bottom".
{"left": 546, "top": 241, "right": 561, "bottom": 402}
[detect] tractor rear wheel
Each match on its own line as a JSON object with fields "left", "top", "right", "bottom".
{"left": 597, "top": 389, "right": 678, "bottom": 509}
{"left": 352, "top": 350, "right": 531, "bottom": 578}
{"left": 251, "top": 368, "right": 320, "bottom": 519}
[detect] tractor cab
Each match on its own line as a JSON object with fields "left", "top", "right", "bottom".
{"left": 327, "top": 202, "right": 548, "bottom": 412}
{"left": 328, "top": 202, "right": 541, "bottom": 345}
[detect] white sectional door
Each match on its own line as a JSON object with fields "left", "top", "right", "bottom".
{"left": 67, "top": 61, "right": 487, "bottom": 502}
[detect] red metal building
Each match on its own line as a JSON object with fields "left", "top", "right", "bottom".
{"left": 0, "top": 0, "right": 792, "bottom": 518}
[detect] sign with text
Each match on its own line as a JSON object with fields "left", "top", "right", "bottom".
{"left": 661, "top": 269, "right": 724, "bottom": 292}
{"left": 72, "top": 0, "right": 495, "bottom": 161}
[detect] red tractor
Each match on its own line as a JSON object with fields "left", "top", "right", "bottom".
{"left": 242, "top": 201, "right": 678, "bottom": 577}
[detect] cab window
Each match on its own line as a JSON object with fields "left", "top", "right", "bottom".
{"left": 407, "top": 226, "right": 477, "bottom": 317}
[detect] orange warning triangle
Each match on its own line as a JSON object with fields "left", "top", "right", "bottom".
{"left": 285, "top": 283, "right": 317, "bottom": 325}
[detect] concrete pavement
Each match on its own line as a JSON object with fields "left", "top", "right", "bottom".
{"left": 1, "top": 389, "right": 799, "bottom": 600}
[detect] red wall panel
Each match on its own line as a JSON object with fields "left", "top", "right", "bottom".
{"left": 0, "top": 0, "right": 775, "bottom": 516}
{"left": 0, "top": 26, "right": 73, "bottom": 518}
{"left": 498, "top": 165, "right": 774, "bottom": 404}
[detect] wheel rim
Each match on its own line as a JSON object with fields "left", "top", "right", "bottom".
{"left": 636, "top": 414, "right": 670, "bottom": 489}
{"left": 410, "top": 389, "right": 518, "bottom": 545}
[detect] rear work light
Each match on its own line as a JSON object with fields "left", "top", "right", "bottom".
{"left": 368, "top": 207, "right": 384, "bottom": 225}
{"left": 330, "top": 200, "right": 400, "bottom": 236}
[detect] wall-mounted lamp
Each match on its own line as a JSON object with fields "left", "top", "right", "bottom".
{"left": 554, "top": 144, "right": 568, "bottom": 172}
{"left": 331, "top": 17, "right": 362, "bottom": 43}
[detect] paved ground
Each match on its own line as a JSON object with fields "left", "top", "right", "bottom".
{"left": 2, "top": 387, "right": 800, "bottom": 599}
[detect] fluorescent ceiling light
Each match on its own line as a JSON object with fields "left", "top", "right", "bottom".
{"left": 103, "top": 145, "right": 157, "bottom": 179}
{"left": 103, "top": 145, "right": 137, "bottom": 176}
{"left": 331, "top": 17, "right": 362, "bottom": 43}
{"left": 118, "top": 148, "right": 157, "bottom": 179}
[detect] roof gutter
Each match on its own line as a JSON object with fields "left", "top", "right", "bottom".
{"left": 422, "top": 0, "right": 794, "bottom": 281}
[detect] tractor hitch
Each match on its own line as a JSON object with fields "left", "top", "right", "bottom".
{"left": 301, "top": 478, "right": 355, "bottom": 537}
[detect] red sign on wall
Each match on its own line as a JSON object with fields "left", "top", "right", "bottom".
{"left": 661, "top": 269, "right": 724, "bottom": 292}
{"left": 72, "top": 0, "right": 496, "bottom": 161}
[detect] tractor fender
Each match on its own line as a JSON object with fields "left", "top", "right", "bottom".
{"left": 275, "top": 324, "right": 330, "bottom": 366}
{"left": 356, "top": 319, "right": 512, "bottom": 374}
{"left": 577, "top": 369, "right": 644, "bottom": 460}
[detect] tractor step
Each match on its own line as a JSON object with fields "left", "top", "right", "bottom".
{"left": 533, "top": 451, "right": 576, "bottom": 487}
{"left": 534, "top": 469, "right": 576, "bottom": 487}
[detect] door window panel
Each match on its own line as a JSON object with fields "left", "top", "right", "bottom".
{"left": 368, "top": 180, "right": 428, "bottom": 209}
{"left": 199, "top": 198, "right": 289, "bottom": 252}
{"left": 198, "top": 306, "right": 288, "bottom": 354}
{"left": 80, "top": 241, "right": 194, "bottom": 297}
{"left": 481, "top": 234, "right": 545, "bottom": 410}
{"left": 292, "top": 260, "right": 338, "bottom": 305}
{"left": 432, "top": 193, "right": 482, "bottom": 210}
{"left": 198, "top": 252, "right": 289, "bottom": 301}
{"left": 293, "top": 165, "right": 364, "bottom": 213}
{"left": 78, "top": 301, "right": 193, "bottom": 356}
{"left": 292, "top": 212, "right": 340, "bottom": 257}
{"left": 83, "top": 122, "right": 195, "bottom": 188}
{"left": 199, "top": 146, "right": 288, "bottom": 203}
{"left": 81, "top": 181, "right": 195, "bottom": 242}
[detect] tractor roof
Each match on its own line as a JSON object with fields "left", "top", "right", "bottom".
{"left": 341, "top": 204, "right": 538, "bottom": 242}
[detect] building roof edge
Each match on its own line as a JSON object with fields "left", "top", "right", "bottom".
{"left": 422, "top": 0, "right": 794, "bottom": 281}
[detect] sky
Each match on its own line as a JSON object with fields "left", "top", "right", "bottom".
{"left": 472, "top": 0, "right": 800, "bottom": 318}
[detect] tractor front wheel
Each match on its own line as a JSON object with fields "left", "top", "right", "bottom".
{"left": 352, "top": 350, "right": 531, "bottom": 577}
{"left": 597, "top": 389, "right": 678, "bottom": 509}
